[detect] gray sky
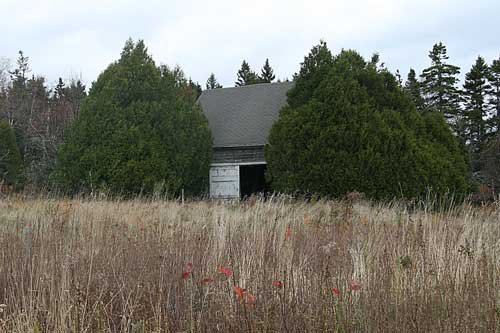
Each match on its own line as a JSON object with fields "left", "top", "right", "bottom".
{"left": 1, "top": 0, "right": 499, "bottom": 90}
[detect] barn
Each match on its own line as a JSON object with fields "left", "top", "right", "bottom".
{"left": 198, "top": 81, "right": 294, "bottom": 199}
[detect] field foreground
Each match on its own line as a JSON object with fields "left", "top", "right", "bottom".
{"left": 0, "top": 197, "right": 498, "bottom": 332}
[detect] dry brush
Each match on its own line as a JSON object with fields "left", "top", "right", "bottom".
{"left": 0, "top": 196, "right": 498, "bottom": 332}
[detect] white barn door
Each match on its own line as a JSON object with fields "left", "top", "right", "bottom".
{"left": 210, "top": 165, "right": 240, "bottom": 199}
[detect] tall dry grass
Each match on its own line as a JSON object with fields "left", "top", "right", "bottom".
{"left": 0, "top": 196, "right": 498, "bottom": 332}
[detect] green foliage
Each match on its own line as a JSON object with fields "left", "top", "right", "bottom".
{"left": 235, "top": 60, "right": 259, "bottom": 86}
{"left": 54, "top": 39, "right": 212, "bottom": 196}
{"left": 488, "top": 57, "right": 500, "bottom": 133}
{"left": 0, "top": 121, "right": 22, "bottom": 185}
{"left": 206, "top": 73, "right": 223, "bottom": 90}
{"left": 462, "top": 56, "right": 491, "bottom": 157}
{"left": 479, "top": 133, "right": 500, "bottom": 191}
{"left": 404, "top": 68, "right": 425, "bottom": 112}
{"left": 259, "top": 59, "right": 275, "bottom": 83}
{"left": 266, "top": 43, "right": 468, "bottom": 199}
{"left": 420, "top": 42, "right": 461, "bottom": 128}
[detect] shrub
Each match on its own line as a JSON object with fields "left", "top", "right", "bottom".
{"left": 266, "top": 43, "right": 467, "bottom": 199}
{"left": 53, "top": 39, "right": 212, "bottom": 196}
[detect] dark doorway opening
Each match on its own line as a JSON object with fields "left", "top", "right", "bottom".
{"left": 240, "top": 164, "right": 268, "bottom": 198}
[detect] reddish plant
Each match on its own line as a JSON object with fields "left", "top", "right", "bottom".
{"left": 218, "top": 267, "right": 232, "bottom": 278}
{"left": 235, "top": 287, "right": 246, "bottom": 300}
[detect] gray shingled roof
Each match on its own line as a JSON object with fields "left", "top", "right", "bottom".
{"left": 198, "top": 81, "right": 294, "bottom": 148}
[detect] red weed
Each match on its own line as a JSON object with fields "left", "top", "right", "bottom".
{"left": 285, "top": 226, "right": 292, "bottom": 240}
{"left": 187, "top": 262, "right": 193, "bottom": 270}
{"left": 218, "top": 267, "right": 232, "bottom": 278}
{"left": 235, "top": 287, "right": 246, "bottom": 300}
{"left": 331, "top": 287, "right": 341, "bottom": 295}
{"left": 274, "top": 280, "right": 283, "bottom": 289}
{"left": 182, "top": 271, "right": 191, "bottom": 279}
{"left": 199, "top": 278, "right": 214, "bottom": 284}
{"left": 246, "top": 293, "right": 255, "bottom": 307}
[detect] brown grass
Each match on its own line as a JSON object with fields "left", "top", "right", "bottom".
{"left": 0, "top": 196, "right": 498, "bottom": 332}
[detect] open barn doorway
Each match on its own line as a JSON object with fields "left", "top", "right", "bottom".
{"left": 239, "top": 164, "right": 268, "bottom": 198}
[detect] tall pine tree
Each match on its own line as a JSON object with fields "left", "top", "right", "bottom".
{"left": 206, "top": 73, "right": 222, "bottom": 89}
{"left": 259, "top": 58, "right": 275, "bottom": 83}
{"left": 235, "top": 60, "right": 258, "bottom": 86}
{"left": 462, "top": 56, "right": 491, "bottom": 153}
{"left": 404, "top": 68, "right": 425, "bottom": 112}
{"left": 420, "top": 42, "right": 461, "bottom": 129}
{"left": 488, "top": 57, "right": 500, "bottom": 134}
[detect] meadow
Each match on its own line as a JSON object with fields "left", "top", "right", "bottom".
{"left": 0, "top": 195, "right": 498, "bottom": 332}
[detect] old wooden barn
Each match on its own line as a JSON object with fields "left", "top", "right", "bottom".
{"left": 198, "top": 81, "right": 293, "bottom": 199}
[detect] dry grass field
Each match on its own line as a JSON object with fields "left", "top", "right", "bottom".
{"left": 0, "top": 195, "right": 498, "bottom": 332}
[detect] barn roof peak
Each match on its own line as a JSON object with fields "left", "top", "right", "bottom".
{"left": 198, "top": 81, "right": 294, "bottom": 148}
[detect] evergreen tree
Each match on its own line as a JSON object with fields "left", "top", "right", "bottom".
{"left": 54, "top": 39, "right": 212, "bottom": 195}
{"left": 54, "top": 77, "right": 65, "bottom": 101}
{"left": 0, "top": 121, "right": 22, "bottom": 185}
{"left": 188, "top": 79, "right": 202, "bottom": 99}
{"left": 479, "top": 132, "right": 500, "bottom": 191}
{"left": 235, "top": 60, "right": 258, "bottom": 86}
{"left": 259, "top": 58, "right": 275, "bottom": 83}
{"left": 266, "top": 43, "right": 467, "bottom": 199}
{"left": 462, "top": 56, "right": 491, "bottom": 153}
{"left": 404, "top": 68, "right": 425, "bottom": 112}
{"left": 488, "top": 57, "right": 500, "bottom": 133}
{"left": 287, "top": 40, "right": 333, "bottom": 108}
{"left": 206, "top": 73, "right": 222, "bottom": 89}
{"left": 420, "top": 42, "right": 461, "bottom": 129}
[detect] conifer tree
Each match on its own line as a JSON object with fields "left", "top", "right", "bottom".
{"left": 488, "top": 57, "right": 500, "bottom": 133}
{"left": 420, "top": 42, "right": 461, "bottom": 129}
{"left": 188, "top": 79, "right": 202, "bottom": 99}
{"left": 259, "top": 59, "right": 275, "bottom": 83}
{"left": 266, "top": 43, "right": 467, "bottom": 199}
{"left": 0, "top": 121, "right": 22, "bottom": 185}
{"left": 54, "top": 77, "right": 65, "bottom": 101}
{"left": 206, "top": 73, "right": 222, "bottom": 89}
{"left": 462, "top": 56, "right": 491, "bottom": 153}
{"left": 55, "top": 39, "right": 212, "bottom": 195}
{"left": 235, "top": 60, "right": 258, "bottom": 86}
{"left": 404, "top": 68, "right": 425, "bottom": 112}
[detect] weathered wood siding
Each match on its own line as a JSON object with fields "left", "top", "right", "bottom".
{"left": 213, "top": 146, "right": 265, "bottom": 164}
{"left": 209, "top": 165, "right": 240, "bottom": 198}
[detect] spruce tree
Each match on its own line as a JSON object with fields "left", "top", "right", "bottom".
{"left": 463, "top": 56, "right": 491, "bottom": 153}
{"left": 404, "top": 68, "right": 425, "bottom": 112}
{"left": 488, "top": 57, "right": 500, "bottom": 133}
{"left": 235, "top": 60, "right": 258, "bottom": 86}
{"left": 206, "top": 73, "right": 222, "bottom": 89}
{"left": 54, "top": 77, "right": 65, "bottom": 101}
{"left": 420, "top": 42, "right": 461, "bottom": 129}
{"left": 259, "top": 59, "right": 275, "bottom": 83}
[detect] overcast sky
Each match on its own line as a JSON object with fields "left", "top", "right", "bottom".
{"left": 1, "top": 0, "right": 499, "bottom": 90}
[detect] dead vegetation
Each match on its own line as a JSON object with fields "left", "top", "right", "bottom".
{"left": 0, "top": 196, "right": 498, "bottom": 332}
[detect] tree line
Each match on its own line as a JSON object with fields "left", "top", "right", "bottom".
{"left": 403, "top": 42, "right": 499, "bottom": 192}
{"left": 0, "top": 39, "right": 499, "bottom": 198}
{"left": 0, "top": 52, "right": 86, "bottom": 188}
